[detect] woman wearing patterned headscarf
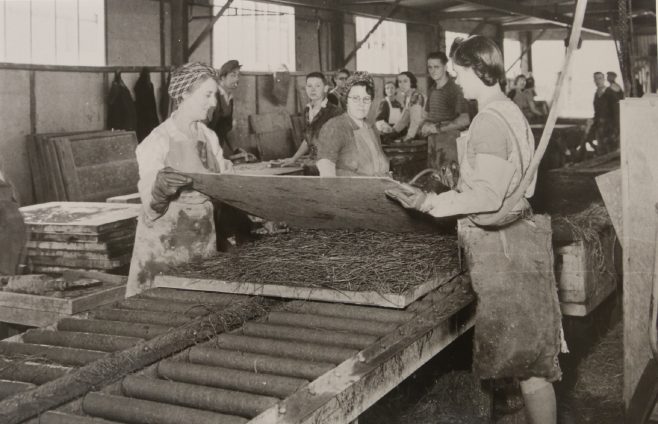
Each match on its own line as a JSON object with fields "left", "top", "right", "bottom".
{"left": 316, "top": 71, "right": 390, "bottom": 177}
{"left": 126, "top": 62, "right": 233, "bottom": 297}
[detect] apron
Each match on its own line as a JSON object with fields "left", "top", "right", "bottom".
{"left": 126, "top": 133, "right": 218, "bottom": 297}
{"left": 386, "top": 98, "right": 403, "bottom": 126}
{"left": 336, "top": 125, "right": 390, "bottom": 177}
{"left": 456, "top": 104, "right": 562, "bottom": 382}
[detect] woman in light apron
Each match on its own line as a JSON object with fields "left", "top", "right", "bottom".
{"left": 386, "top": 36, "right": 562, "bottom": 424}
{"left": 126, "top": 63, "right": 232, "bottom": 297}
{"left": 316, "top": 72, "right": 390, "bottom": 178}
{"left": 375, "top": 81, "right": 403, "bottom": 134}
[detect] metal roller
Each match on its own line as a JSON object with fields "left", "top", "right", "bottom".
{"left": 187, "top": 347, "right": 333, "bottom": 380}
{"left": 90, "top": 308, "right": 191, "bottom": 327}
{"left": 38, "top": 411, "right": 123, "bottom": 424}
{"left": 82, "top": 392, "right": 248, "bottom": 424}
{"left": 157, "top": 360, "right": 307, "bottom": 398}
{"left": 57, "top": 318, "right": 169, "bottom": 339}
{"left": 265, "top": 311, "right": 397, "bottom": 336}
{"left": 0, "top": 359, "right": 70, "bottom": 385}
{"left": 138, "top": 288, "right": 247, "bottom": 305}
{"left": 241, "top": 322, "right": 377, "bottom": 349}
{"left": 117, "top": 298, "right": 215, "bottom": 316}
{"left": 0, "top": 380, "right": 34, "bottom": 400}
{"left": 285, "top": 301, "right": 415, "bottom": 323}
{"left": 210, "top": 333, "right": 358, "bottom": 363}
{"left": 0, "top": 342, "right": 105, "bottom": 367}
{"left": 22, "top": 330, "right": 141, "bottom": 353}
{"left": 122, "top": 375, "right": 278, "bottom": 418}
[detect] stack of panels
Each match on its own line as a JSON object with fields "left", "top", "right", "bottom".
{"left": 27, "top": 130, "right": 139, "bottom": 202}
{"left": 20, "top": 202, "right": 140, "bottom": 273}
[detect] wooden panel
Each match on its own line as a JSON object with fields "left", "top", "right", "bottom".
{"left": 20, "top": 202, "right": 140, "bottom": 234}
{"left": 0, "top": 284, "right": 125, "bottom": 315}
{"left": 155, "top": 267, "right": 458, "bottom": 308}
{"left": 621, "top": 98, "right": 658, "bottom": 404}
{"left": 189, "top": 173, "right": 440, "bottom": 233}
{"left": 75, "top": 161, "right": 140, "bottom": 201}
{"left": 106, "top": 193, "right": 142, "bottom": 204}
{"left": 233, "top": 162, "right": 303, "bottom": 176}
{"left": 67, "top": 132, "right": 137, "bottom": 167}
{"left": 0, "top": 306, "right": 66, "bottom": 327}
{"left": 254, "top": 130, "right": 295, "bottom": 161}
{"left": 596, "top": 169, "right": 623, "bottom": 242}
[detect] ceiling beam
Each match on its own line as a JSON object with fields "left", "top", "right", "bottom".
{"left": 436, "top": 10, "right": 511, "bottom": 19}
{"left": 459, "top": 0, "right": 609, "bottom": 35}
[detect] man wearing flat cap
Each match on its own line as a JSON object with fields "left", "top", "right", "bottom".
{"left": 208, "top": 59, "right": 242, "bottom": 157}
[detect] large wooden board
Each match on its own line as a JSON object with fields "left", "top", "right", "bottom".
{"left": 0, "top": 284, "right": 126, "bottom": 315}
{"left": 620, "top": 98, "right": 658, "bottom": 405}
{"left": 189, "top": 173, "right": 440, "bottom": 233}
{"left": 155, "top": 267, "right": 459, "bottom": 309}
{"left": 20, "top": 202, "right": 140, "bottom": 234}
{"left": 596, "top": 169, "right": 622, "bottom": 242}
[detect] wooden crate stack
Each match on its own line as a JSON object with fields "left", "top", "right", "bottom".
{"left": 19, "top": 202, "right": 141, "bottom": 273}
{"left": 27, "top": 130, "right": 139, "bottom": 203}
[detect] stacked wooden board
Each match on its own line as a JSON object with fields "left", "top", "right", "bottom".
{"left": 19, "top": 202, "right": 140, "bottom": 273}
{"left": 27, "top": 130, "right": 139, "bottom": 202}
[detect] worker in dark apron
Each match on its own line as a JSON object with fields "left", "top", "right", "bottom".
{"left": 386, "top": 36, "right": 563, "bottom": 424}
{"left": 126, "top": 63, "right": 233, "bottom": 297}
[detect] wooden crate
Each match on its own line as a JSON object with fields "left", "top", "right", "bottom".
{"left": 555, "top": 227, "right": 618, "bottom": 316}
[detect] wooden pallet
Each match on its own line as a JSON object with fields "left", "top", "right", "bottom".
{"left": 154, "top": 269, "right": 460, "bottom": 309}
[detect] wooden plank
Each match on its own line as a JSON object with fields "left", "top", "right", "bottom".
{"left": 621, "top": 98, "right": 658, "bottom": 405}
{"left": 29, "top": 227, "right": 136, "bottom": 243}
{"left": 52, "top": 137, "right": 83, "bottom": 201}
{"left": 106, "top": 193, "right": 141, "bottom": 204}
{"left": 0, "top": 284, "right": 124, "bottom": 315}
{"left": 20, "top": 202, "right": 140, "bottom": 235}
{"left": 27, "top": 247, "right": 132, "bottom": 260}
{"left": 27, "top": 253, "right": 131, "bottom": 269}
{"left": 233, "top": 162, "right": 304, "bottom": 176}
{"left": 154, "top": 272, "right": 457, "bottom": 309}
{"left": 26, "top": 235, "right": 134, "bottom": 252}
{"left": 596, "top": 169, "right": 623, "bottom": 242}
{"left": 248, "top": 295, "right": 475, "bottom": 424}
{"left": 560, "top": 276, "right": 616, "bottom": 316}
{"left": 188, "top": 174, "right": 439, "bottom": 233}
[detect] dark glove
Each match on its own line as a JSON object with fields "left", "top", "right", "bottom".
{"left": 385, "top": 183, "right": 427, "bottom": 210}
{"left": 150, "top": 167, "right": 192, "bottom": 214}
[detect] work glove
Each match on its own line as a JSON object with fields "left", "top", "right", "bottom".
{"left": 385, "top": 183, "right": 427, "bottom": 210}
{"left": 150, "top": 167, "right": 193, "bottom": 214}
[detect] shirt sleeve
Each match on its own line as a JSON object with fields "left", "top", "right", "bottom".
{"left": 316, "top": 116, "right": 351, "bottom": 164}
{"left": 467, "top": 112, "right": 509, "bottom": 166}
{"left": 375, "top": 100, "right": 389, "bottom": 123}
{"left": 453, "top": 86, "right": 469, "bottom": 116}
{"left": 135, "top": 129, "right": 169, "bottom": 221}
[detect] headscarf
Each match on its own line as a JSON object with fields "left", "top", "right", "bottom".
{"left": 167, "top": 62, "right": 217, "bottom": 104}
{"left": 345, "top": 71, "right": 375, "bottom": 97}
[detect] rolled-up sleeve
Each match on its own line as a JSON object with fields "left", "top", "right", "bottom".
{"left": 135, "top": 130, "right": 169, "bottom": 222}
{"left": 316, "top": 116, "right": 350, "bottom": 164}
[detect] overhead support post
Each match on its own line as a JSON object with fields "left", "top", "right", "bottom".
{"left": 341, "top": 0, "right": 403, "bottom": 68}
{"left": 330, "top": 11, "right": 345, "bottom": 70}
{"left": 188, "top": 0, "right": 235, "bottom": 58}
{"left": 170, "top": 0, "right": 189, "bottom": 66}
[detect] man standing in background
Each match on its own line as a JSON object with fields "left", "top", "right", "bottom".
{"left": 209, "top": 59, "right": 241, "bottom": 158}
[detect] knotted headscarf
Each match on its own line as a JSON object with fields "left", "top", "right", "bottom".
{"left": 168, "top": 62, "right": 217, "bottom": 104}
{"left": 345, "top": 71, "right": 375, "bottom": 97}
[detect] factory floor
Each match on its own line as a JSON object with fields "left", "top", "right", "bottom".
{"left": 360, "top": 292, "right": 624, "bottom": 424}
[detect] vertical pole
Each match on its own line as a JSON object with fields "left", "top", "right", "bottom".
{"left": 330, "top": 10, "right": 345, "bottom": 71}
{"left": 170, "top": 0, "right": 188, "bottom": 66}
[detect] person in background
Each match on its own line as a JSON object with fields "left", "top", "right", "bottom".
{"left": 420, "top": 51, "right": 470, "bottom": 136}
{"left": 386, "top": 35, "right": 563, "bottom": 424}
{"left": 127, "top": 62, "right": 233, "bottom": 297}
{"left": 606, "top": 71, "right": 624, "bottom": 100}
{"left": 392, "top": 71, "right": 426, "bottom": 142}
{"left": 281, "top": 72, "right": 342, "bottom": 167}
{"left": 582, "top": 71, "right": 618, "bottom": 156}
{"left": 375, "top": 81, "right": 403, "bottom": 135}
{"left": 316, "top": 72, "right": 389, "bottom": 177}
{"left": 327, "top": 68, "right": 351, "bottom": 111}
{"left": 509, "top": 74, "right": 544, "bottom": 123}
{"left": 208, "top": 59, "right": 241, "bottom": 157}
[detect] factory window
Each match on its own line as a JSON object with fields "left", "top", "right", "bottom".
{"left": 503, "top": 37, "right": 522, "bottom": 78}
{"left": 0, "top": 0, "right": 105, "bottom": 66}
{"left": 444, "top": 30, "right": 468, "bottom": 75}
{"left": 354, "top": 16, "right": 407, "bottom": 74}
{"left": 212, "top": 0, "right": 295, "bottom": 72}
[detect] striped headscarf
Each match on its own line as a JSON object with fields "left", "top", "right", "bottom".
{"left": 168, "top": 62, "right": 217, "bottom": 103}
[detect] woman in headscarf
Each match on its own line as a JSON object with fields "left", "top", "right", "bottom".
{"left": 315, "top": 71, "right": 390, "bottom": 177}
{"left": 386, "top": 36, "right": 562, "bottom": 424}
{"left": 126, "top": 62, "right": 233, "bottom": 297}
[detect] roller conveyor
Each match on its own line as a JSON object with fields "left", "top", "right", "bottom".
{"left": 0, "top": 277, "right": 474, "bottom": 424}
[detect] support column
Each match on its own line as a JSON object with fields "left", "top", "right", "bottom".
{"left": 170, "top": 0, "right": 188, "bottom": 66}
{"left": 330, "top": 11, "right": 345, "bottom": 71}
{"left": 525, "top": 31, "right": 533, "bottom": 73}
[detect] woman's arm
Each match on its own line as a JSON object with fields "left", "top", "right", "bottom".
{"left": 135, "top": 131, "right": 169, "bottom": 221}
{"left": 316, "top": 116, "right": 350, "bottom": 176}
{"left": 316, "top": 158, "right": 336, "bottom": 176}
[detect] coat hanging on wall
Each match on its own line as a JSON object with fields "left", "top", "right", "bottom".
{"left": 271, "top": 65, "right": 291, "bottom": 106}
{"left": 107, "top": 71, "right": 137, "bottom": 131}
{"left": 134, "top": 68, "right": 160, "bottom": 142}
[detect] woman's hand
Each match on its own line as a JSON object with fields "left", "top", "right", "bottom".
{"left": 385, "top": 183, "right": 427, "bottom": 210}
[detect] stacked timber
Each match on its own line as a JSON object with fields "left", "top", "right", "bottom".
{"left": 19, "top": 202, "right": 140, "bottom": 273}
{"left": 27, "top": 130, "right": 139, "bottom": 202}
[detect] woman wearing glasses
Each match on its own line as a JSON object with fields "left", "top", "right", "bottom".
{"left": 316, "top": 72, "right": 389, "bottom": 177}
